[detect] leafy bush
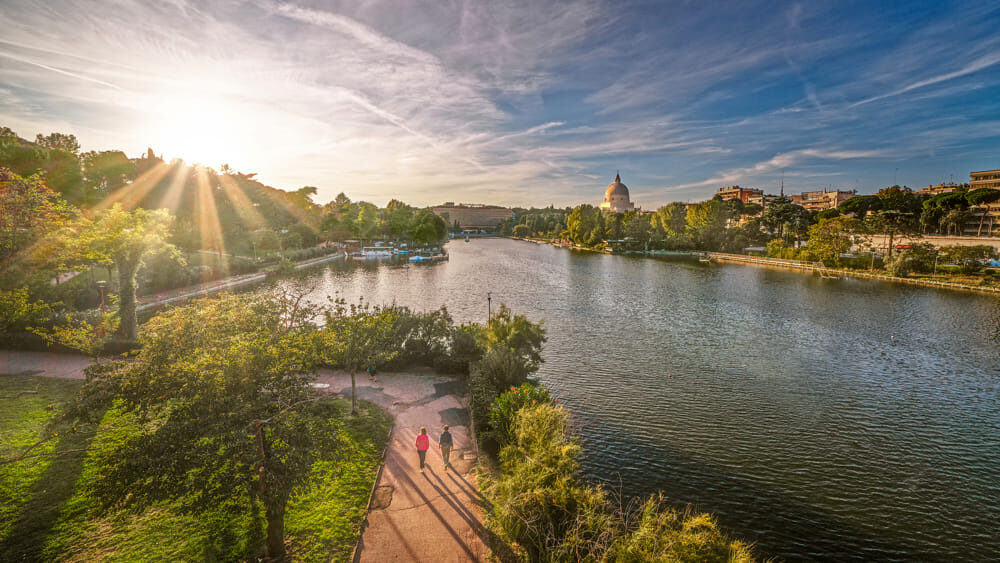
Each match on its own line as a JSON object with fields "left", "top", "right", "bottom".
{"left": 432, "top": 324, "right": 483, "bottom": 375}
{"left": 469, "top": 347, "right": 531, "bottom": 454}
{"left": 483, "top": 404, "right": 755, "bottom": 562}
{"left": 487, "top": 383, "right": 552, "bottom": 448}
{"left": 885, "top": 252, "right": 914, "bottom": 277}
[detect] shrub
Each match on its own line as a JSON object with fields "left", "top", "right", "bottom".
{"left": 885, "top": 253, "right": 914, "bottom": 277}
{"left": 483, "top": 404, "right": 755, "bottom": 562}
{"left": 487, "top": 383, "right": 552, "bottom": 448}
{"left": 469, "top": 347, "right": 532, "bottom": 451}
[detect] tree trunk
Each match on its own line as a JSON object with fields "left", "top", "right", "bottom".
{"left": 115, "top": 258, "right": 140, "bottom": 340}
{"left": 264, "top": 502, "right": 287, "bottom": 561}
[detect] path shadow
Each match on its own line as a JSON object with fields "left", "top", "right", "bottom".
{"left": 428, "top": 471, "right": 518, "bottom": 563}
{"left": 433, "top": 380, "right": 467, "bottom": 398}
{"left": 0, "top": 423, "right": 95, "bottom": 560}
{"left": 438, "top": 407, "right": 470, "bottom": 428}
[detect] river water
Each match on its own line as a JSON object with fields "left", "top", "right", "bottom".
{"left": 302, "top": 238, "right": 1000, "bottom": 561}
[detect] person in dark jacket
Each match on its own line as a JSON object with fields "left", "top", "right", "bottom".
{"left": 438, "top": 425, "right": 453, "bottom": 471}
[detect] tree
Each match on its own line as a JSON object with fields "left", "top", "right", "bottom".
{"left": 803, "top": 216, "right": 862, "bottom": 266}
{"left": 74, "top": 291, "right": 330, "bottom": 561}
{"left": 763, "top": 197, "right": 813, "bottom": 242}
{"left": 685, "top": 199, "right": 729, "bottom": 250}
{"left": 408, "top": 209, "right": 448, "bottom": 245}
{"left": 565, "top": 205, "right": 600, "bottom": 246}
{"left": 65, "top": 204, "right": 178, "bottom": 340}
{"left": 35, "top": 132, "right": 80, "bottom": 155}
{"left": 940, "top": 208, "right": 972, "bottom": 236}
{"left": 355, "top": 202, "right": 379, "bottom": 239}
{"left": 321, "top": 300, "right": 401, "bottom": 414}
{"left": 81, "top": 150, "right": 134, "bottom": 204}
{"left": 838, "top": 194, "right": 882, "bottom": 219}
{"left": 480, "top": 304, "right": 546, "bottom": 373}
{"left": 384, "top": 199, "right": 415, "bottom": 239}
{"left": 0, "top": 168, "right": 74, "bottom": 266}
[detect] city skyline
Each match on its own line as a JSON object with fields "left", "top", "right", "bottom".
{"left": 1, "top": 1, "right": 999, "bottom": 208}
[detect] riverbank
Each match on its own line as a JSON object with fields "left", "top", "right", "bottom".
{"left": 136, "top": 250, "right": 345, "bottom": 313}
{"left": 706, "top": 252, "right": 1000, "bottom": 295}
{"left": 511, "top": 236, "right": 1000, "bottom": 296}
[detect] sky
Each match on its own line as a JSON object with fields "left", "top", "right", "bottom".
{"left": 1, "top": 0, "right": 999, "bottom": 208}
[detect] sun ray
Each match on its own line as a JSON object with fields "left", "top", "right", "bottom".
{"left": 89, "top": 161, "right": 172, "bottom": 214}
{"left": 217, "top": 173, "right": 268, "bottom": 232}
{"left": 194, "top": 166, "right": 228, "bottom": 277}
{"left": 156, "top": 162, "right": 191, "bottom": 212}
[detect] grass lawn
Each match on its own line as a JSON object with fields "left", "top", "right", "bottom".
{"left": 0, "top": 374, "right": 393, "bottom": 562}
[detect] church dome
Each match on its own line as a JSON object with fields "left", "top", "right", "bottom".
{"left": 605, "top": 173, "right": 629, "bottom": 199}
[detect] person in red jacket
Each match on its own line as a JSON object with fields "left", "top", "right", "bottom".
{"left": 415, "top": 426, "right": 430, "bottom": 473}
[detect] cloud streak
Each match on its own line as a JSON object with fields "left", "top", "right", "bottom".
{"left": 0, "top": 1, "right": 998, "bottom": 207}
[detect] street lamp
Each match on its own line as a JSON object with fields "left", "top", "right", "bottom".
{"left": 487, "top": 292, "right": 492, "bottom": 321}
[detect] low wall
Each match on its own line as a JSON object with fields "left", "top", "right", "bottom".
{"left": 707, "top": 252, "right": 1000, "bottom": 295}
{"left": 862, "top": 234, "right": 1000, "bottom": 251}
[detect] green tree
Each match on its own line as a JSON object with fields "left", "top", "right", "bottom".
{"left": 34, "top": 132, "right": 80, "bottom": 155}
{"left": 803, "top": 216, "right": 862, "bottom": 266}
{"left": 74, "top": 291, "right": 329, "bottom": 561}
{"left": 81, "top": 150, "right": 134, "bottom": 204}
{"left": 838, "top": 194, "right": 882, "bottom": 219}
{"left": 481, "top": 304, "right": 546, "bottom": 373}
{"left": 565, "top": 204, "right": 600, "bottom": 246}
{"left": 321, "top": 300, "right": 401, "bottom": 414}
{"left": 67, "top": 204, "right": 179, "bottom": 340}
{"left": 685, "top": 199, "right": 729, "bottom": 250}
{"left": 939, "top": 208, "right": 972, "bottom": 236}
{"left": 763, "top": 197, "right": 813, "bottom": 242}
{"left": 355, "top": 202, "right": 379, "bottom": 240}
{"left": 408, "top": 209, "right": 448, "bottom": 245}
{"left": 0, "top": 168, "right": 74, "bottom": 267}
{"left": 384, "top": 199, "right": 415, "bottom": 239}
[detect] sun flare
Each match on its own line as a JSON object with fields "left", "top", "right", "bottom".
{"left": 145, "top": 93, "right": 248, "bottom": 168}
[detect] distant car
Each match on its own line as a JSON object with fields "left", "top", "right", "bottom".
{"left": 894, "top": 244, "right": 910, "bottom": 249}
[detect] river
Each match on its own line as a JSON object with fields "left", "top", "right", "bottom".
{"left": 301, "top": 238, "right": 1000, "bottom": 561}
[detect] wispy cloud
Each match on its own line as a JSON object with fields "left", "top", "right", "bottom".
{"left": 1, "top": 1, "right": 998, "bottom": 207}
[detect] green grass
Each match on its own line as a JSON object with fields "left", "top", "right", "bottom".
{"left": 0, "top": 376, "right": 393, "bottom": 562}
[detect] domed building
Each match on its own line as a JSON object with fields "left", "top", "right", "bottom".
{"left": 599, "top": 172, "right": 635, "bottom": 212}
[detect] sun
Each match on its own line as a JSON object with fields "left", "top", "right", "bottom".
{"left": 145, "top": 93, "right": 249, "bottom": 169}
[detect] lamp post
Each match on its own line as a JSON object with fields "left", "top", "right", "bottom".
{"left": 934, "top": 253, "right": 939, "bottom": 277}
{"left": 96, "top": 280, "right": 107, "bottom": 312}
{"left": 487, "top": 292, "right": 492, "bottom": 321}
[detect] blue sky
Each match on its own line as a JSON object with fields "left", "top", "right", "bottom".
{"left": 1, "top": 0, "right": 998, "bottom": 208}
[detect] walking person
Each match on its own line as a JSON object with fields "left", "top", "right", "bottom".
{"left": 439, "top": 425, "right": 453, "bottom": 472}
{"left": 415, "top": 427, "right": 429, "bottom": 473}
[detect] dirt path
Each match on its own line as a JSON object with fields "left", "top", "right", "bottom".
{"left": 315, "top": 369, "right": 493, "bottom": 562}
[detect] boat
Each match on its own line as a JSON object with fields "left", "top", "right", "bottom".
{"left": 360, "top": 246, "right": 393, "bottom": 258}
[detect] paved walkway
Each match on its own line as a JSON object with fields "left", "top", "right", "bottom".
{"left": 315, "top": 369, "right": 493, "bottom": 562}
{"left": 0, "top": 351, "right": 494, "bottom": 562}
{"left": 0, "top": 350, "right": 90, "bottom": 379}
